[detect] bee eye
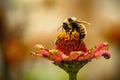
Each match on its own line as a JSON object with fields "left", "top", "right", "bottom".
{"left": 63, "top": 23, "right": 68, "bottom": 26}
{"left": 63, "top": 23, "right": 66, "bottom": 25}
{"left": 68, "top": 18, "right": 72, "bottom": 22}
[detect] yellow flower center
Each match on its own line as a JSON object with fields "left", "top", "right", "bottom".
{"left": 55, "top": 32, "right": 87, "bottom": 55}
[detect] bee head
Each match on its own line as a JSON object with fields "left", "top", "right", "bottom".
{"left": 63, "top": 17, "right": 77, "bottom": 23}
{"left": 63, "top": 22, "right": 69, "bottom": 27}
{"left": 63, "top": 22, "right": 66, "bottom": 25}
{"left": 68, "top": 17, "right": 76, "bottom": 22}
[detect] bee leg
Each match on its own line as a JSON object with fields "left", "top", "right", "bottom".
{"left": 62, "top": 28, "right": 63, "bottom": 32}
{"left": 80, "top": 32, "right": 85, "bottom": 39}
{"left": 78, "top": 32, "right": 86, "bottom": 48}
{"left": 69, "top": 30, "right": 72, "bottom": 39}
{"left": 77, "top": 33, "right": 81, "bottom": 48}
{"left": 69, "top": 28, "right": 74, "bottom": 39}
{"left": 75, "top": 29, "right": 81, "bottom": 48}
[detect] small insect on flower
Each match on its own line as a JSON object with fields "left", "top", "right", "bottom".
{"left": 58, "top": 17, "right": 90, "bottom": 39}
{"left": 58, "top": 17, "right": 90, "bottom": 47}
{"left": 31, "top": 17, "right": 111, "bottom": 80}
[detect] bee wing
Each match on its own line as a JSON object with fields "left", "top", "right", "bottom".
{"left": 76, "top": 21, "right": 91, "bottom": 25}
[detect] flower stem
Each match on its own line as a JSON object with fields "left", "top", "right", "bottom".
{"left": 54, "top": 61, "right": 89, "bottom": 80}
{"left": 68, "top": 72, "right": 77, "bottom": 80}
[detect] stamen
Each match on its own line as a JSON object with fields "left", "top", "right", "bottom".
{"left": 56, "top": 32, "right": 87, "bottom": 55}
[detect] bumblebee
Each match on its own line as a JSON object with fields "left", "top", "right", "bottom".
{"left": 58, "top": 17, "right": 90, "bottom": 39}
{"left": 58, "top": 17, "right": 90, "bottom": 47}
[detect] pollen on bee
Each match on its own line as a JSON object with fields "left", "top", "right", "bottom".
{"left": 56, "top": 32, "right": 79, "bottom": 40}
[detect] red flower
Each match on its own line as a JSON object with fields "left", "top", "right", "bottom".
{"left": 31, "top": 18, "right": 111, "bottom": 80}
{"left": 31, "top": 32, "right": 110, "bottom": 62}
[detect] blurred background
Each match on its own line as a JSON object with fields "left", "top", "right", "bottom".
{"left": 0, "top": 0, "right": 120, "bottom": 80}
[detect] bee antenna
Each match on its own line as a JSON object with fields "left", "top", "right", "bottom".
{"left": 57, "top": 25, "right": 62, "bottom": 31}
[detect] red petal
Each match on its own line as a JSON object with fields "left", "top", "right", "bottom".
{"left": 95, "top": 50, "right": 111, "bottom": 59}
{"left": 69, "top": 51, "right": 85, "bottom": 60}
{"left": 38, "top": 50, "right": 49, "bottom": 57}
{"left": 50, "top": 51, "right": 65, "bottom": 62}
{"left": 93, "top": 42, "right": 109, "bottom": 54}
{"left": 52, "top": 55, "right": 62, "bottom": 62}
{"left": 78, "top": 54, "right": 91, "bottom": 61}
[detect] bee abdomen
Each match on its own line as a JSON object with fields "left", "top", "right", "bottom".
{"left": 78, "top": 26, "right": 86, "bottom": 39}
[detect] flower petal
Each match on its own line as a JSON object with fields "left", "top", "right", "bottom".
{"left": 34, "top": 44, "right": 45, "bottom": 49}
{"left": 78, "top": 54, "right": 91, "bottom": 61}
{"left": 51, "top": 51, "right": 65, "bottom": 62}
{"left": 31, "top": 49, "right": 49, "bottom": 57}
{"left": 69, "top": 51, "right": 85, "bottom": 60}
{"left": 52, "top": 55, "right": 62, "bottom": 62}
{"left": 93, "top": 42, "right": 109, "bottom": 54}
{"left": 38, "top": 50, "right": 50, "bottom": 57}
{"left": 102, "top": 51, "right": 111, "bottom": 59}
{"left": 95, "top": 50, "right": 111, "bottom": 59}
